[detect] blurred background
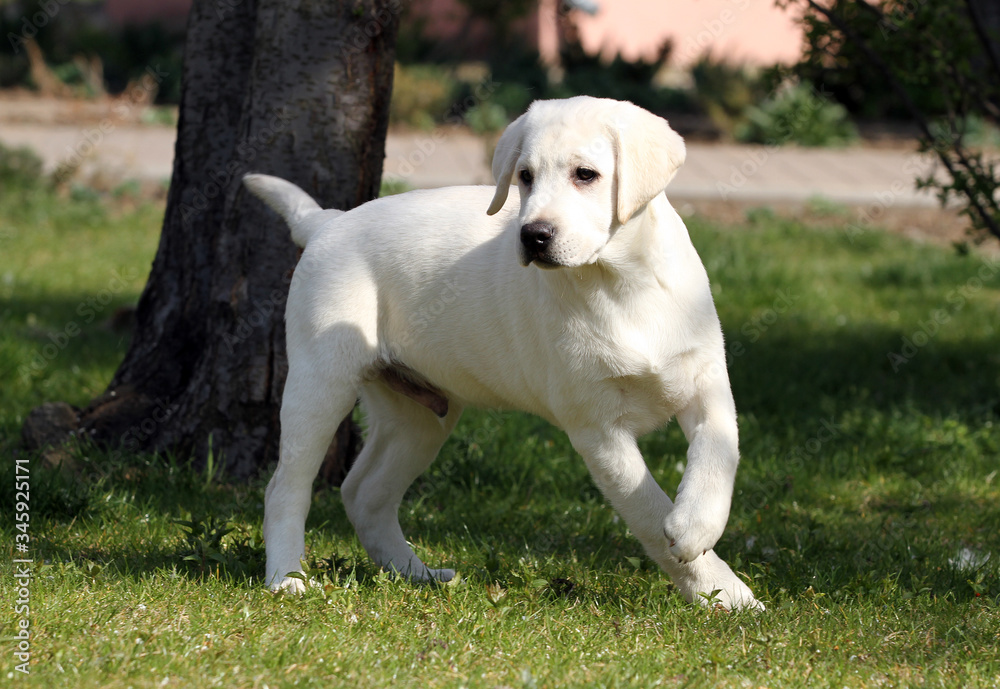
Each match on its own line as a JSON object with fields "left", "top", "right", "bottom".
{"left": 2, "top": 0, "right": 998, "bottom": 243}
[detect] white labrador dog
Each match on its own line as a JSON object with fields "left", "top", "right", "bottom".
{"left": 243, "top": 96, "right": 762, "bottom": 611}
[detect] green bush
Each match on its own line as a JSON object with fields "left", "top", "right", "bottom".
{"left": 389, "top": 64, "right": 459, "bottom": 129}
{"left": 784, "top": 0, "right": 1000, "bottom": 242}
{"left": 441, "top": 75, "right": 524, "bottom": 132}
{"left": 379, "top": 178, "right": 412, "bottom": 197}
{"left": 790, "top": 0, "right": 969, "bottom": 121}
{"left": 553, "top": 39, "right": 696, "bottom": 115}
{"left": 391, "top": 65, "right": 535, "bottom": 133}
{"left": 0, "top": 143, "right": 45, "bottom": 189}
{"left": 485, "top": 82, "right": 534, "bottom": 120}
{"left": 391, "top": 34, "right": 697, "bottom": 133}
{"left": 483, "top": 37, "right": 696, "bottom": 118}
{"left": 691, "top": 56, "right": 773, "bottom": 137}
{"left": 736, "top": 83, "right": 858, "bottom": 147}
{"left": 464, "top": 101, "right": 509, "bottom": 134}
{"left": 941, "top": 114, "right": 1000, "bottom": 151}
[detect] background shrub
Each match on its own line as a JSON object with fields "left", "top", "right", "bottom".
{"left": 736, "top": 83, "right": 858, "bottom": 147}
{"left": 0, "top": 143, "right": 45, "bottom": 189}
{"left": 690, "top": 56, "right": 772, "bottom": 138}
{"left": 550, "top": 38, "right": 696, "bottom": 115}
{"left": 389, "top": 64, "right": 459, "bottom": 129}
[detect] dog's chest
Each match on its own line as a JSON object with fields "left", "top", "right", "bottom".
{"left": 558, "top": 312, "right": 701, "bottom": 429}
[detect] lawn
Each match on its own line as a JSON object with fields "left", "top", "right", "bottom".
{"left": 1, "top": 166, "right": 999, "bottom": 688}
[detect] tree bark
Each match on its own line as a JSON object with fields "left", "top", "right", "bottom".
{"left": 71, "top": 0, "right": 399, "bottom": 479}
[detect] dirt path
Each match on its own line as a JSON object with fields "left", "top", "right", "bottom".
{"left": 0, "top": 93, "right": 976, "bottom": 245}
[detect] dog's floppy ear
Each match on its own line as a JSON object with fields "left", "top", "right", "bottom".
{"left": 612, "top": 104, "right": 686, "bottom": 225}
{"left": 487, "top": 110, "right": 528, "bottom": 215}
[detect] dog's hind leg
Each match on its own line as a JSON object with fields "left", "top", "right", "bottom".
{"left": 342, "top": 381, "right": 463, "bottom": 582}
{"left": 263, "top": 364, "right": 361, "bottom": 593}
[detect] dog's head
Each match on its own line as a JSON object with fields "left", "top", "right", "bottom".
{"left": 487, "top": 96, "right": 685, "bottom": 268}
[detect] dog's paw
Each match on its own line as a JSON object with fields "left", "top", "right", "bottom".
{"left": 663, "top": 499, "right": 729, "bottom": 563}
{"left": 427, "top": 567, "right": 457, "bottom": 583}
{"left": 692, "top": 578, "right": 765, "bottom": 613}
{"left": 268, "top": 573, "right": 309, "bottom": 595}
{"left": 403, "top": 566, "right": 457, "bottom": 583}
{"left": 672, "top": 550, "right": 764, "bottom": 613}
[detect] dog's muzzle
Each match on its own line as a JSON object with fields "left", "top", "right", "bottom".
{"left": 520, "top": 221, "right": 557, "bottom": 266}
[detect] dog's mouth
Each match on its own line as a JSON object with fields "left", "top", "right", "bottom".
{"left": 519, "top": 247, "right": 602, "bottom": 270}
{"left": 519, "top": 243, "right": 566, "bottom": 269}
{"left": 519, "top": 246, "right": 559, "bottom": 269}
{"left": 529, "top": 256, "right": 562, "bottom": 270}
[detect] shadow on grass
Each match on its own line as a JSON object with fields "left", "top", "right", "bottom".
{"left": 0, "top": 294, "right": 138, "bottom": 444}
{"left": 2, "top": 292, "right": 136, "bottom": 359}
{"left": 6, "top": 323, "right": 997, "bottom": 605}
{"left": 724, "top": 323, "right": 1000, "bottom": 425}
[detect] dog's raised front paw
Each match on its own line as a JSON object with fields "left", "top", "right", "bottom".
{"left": 663, "top": 499, "right": 729, "bottom": 563}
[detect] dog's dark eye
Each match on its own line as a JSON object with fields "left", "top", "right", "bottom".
{"left": 519, "top": 169, "right": 533, "bottom": 186}
{"left": 575, "top": 168, "right": 598, "bottom": 183}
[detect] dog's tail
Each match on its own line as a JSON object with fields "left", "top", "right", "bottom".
{"left": 242, "top": 173, "right": 342, "bottom": 247}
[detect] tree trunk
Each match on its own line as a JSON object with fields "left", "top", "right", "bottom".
{"left": 71, "top": 0, "right": 399, "bottom": 480}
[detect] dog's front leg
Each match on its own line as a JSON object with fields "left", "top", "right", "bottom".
{"left": 570, "top": 427, "right": 677, "bottom": 562}
{"left": 569, "top": 426, "right": 760, "bottom": 610}
{"left": 663, "top": 376, "right": 741, "bottom": 564}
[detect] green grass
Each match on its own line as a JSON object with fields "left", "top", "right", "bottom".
{"left": 0, "top": 175, "right": 162, "bottom": 430}
{"left": 1, "top": 177, "right": 999, "bottom": 688}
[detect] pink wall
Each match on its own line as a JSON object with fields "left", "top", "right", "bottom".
{"left": 102, "top": 0, "right": 802, "bottom": 68}
{"left": 574, "top": 0, "right": 802, "bottom": 67}
{"left": 407, "top": 0, "right": 540, "bottom": 59}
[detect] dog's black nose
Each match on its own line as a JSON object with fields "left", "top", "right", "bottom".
{"left": 520, "top": 221, "right": 555, "bottom": 262}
